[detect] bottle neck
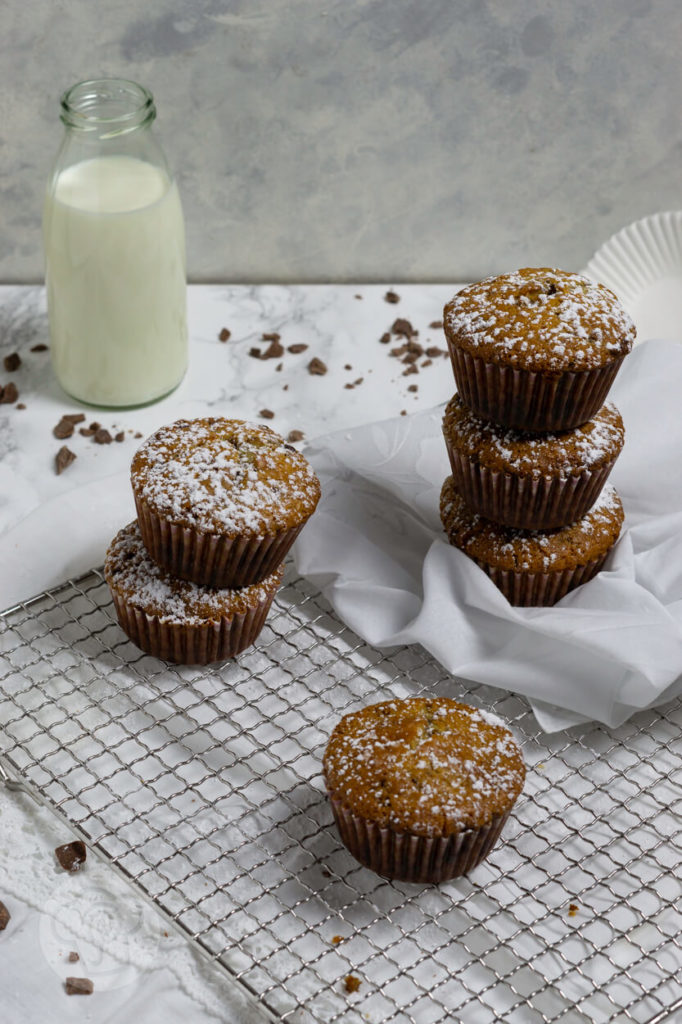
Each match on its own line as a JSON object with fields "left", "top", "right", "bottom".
{"left": 60, "top": 79, "right": 156, "bottom": 139}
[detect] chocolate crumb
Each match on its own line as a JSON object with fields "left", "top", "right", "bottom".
{"left": 63, "top": 413, "right": 86, "bottom": 424}
{"left": 115, "top": 431, "right": 125, "bottom": 443}
{"left": 308, "top": 357, "right": 327, "bottom": 376}
{"left": 55, "top": 447, "right": 77, "bottom": 475}
{"left": 262, "top": 332, "right": 281, "bottom": 343}
{"left": 262, "top": 339, "right": 284, "bottom": 359}
{"left": 321, "top": 869, "right": 331, "bottom": 878}
{"left": 16, "top": 403, "right": 26, "bottom": 410}
{"left": 30, "top": 343, "right": 48, "bottom": 352}
{"left": 275, "top": 362, "right": 283, "bottom": 372}
{"left": 3, "top": 353, "right": 21, "bottom": 372}
{"left": 391, "top": 318, "right": 417, "bottom": 338}
{"left": 249, "top": 347, "right": 262, "bottom": 359}
{"left": 287, "top": 343, "right": 308, "bottom": 354}
{"left": 218, "top": 327, "right": 231, "bottom": 342}
{"left": 94, "top": 428, "right": 112, "bottom": 445}
{"left": 68, "top": 951, "right": 79, "bottom": 963}
{"left": 407, "top": 384, "right": 418, "bottom": 392}
{"left": 79, "top": 427, "right": 95, "bottom": 437}
{"left": 379, "top": 332, "right": 391, "bottom": 344}
{"left": 425, "top": 346, "right": 446, "bottom": 358}
{"left": 259, "top": 408, "right": 275, "bottom": 419}
{"left": 384, "top": 290, "right": 400, "bottom": 304}
{"left": 400, "top": 410, "right": 407, "bottom": 416}
{"left": 53, "top": 418, "right": 75, "bottom": 440}
{"left": 344, "top": 364, "right": 352, "bottom": 370}
{"left": 429, "top": 319, "right": 444, "bottom": 329}
{"left": 344, "top": 383, "right": 355, "bottom": 390}
{"left": 55, "top": 840, "right": 86, "bottom": 871}
{"left": 89, "top": 422, "right": 100, "bottom": 431}
{"left": 402, "top": 365, "right": 419, "bottom": 376}
{"left": 332, "top": 935, "right": 343, "bottom": 945}
{"left": 134, "top": 432, "right": 143, "bottom": 439}
{"left": 65, "top": 978, "right": 93, "bottom": 996}
{"left": 568, "top": 903, "right": 579, "bottom": 917}
{"left": 282, "top": 384, "right": 289, "bottom": 391}
{"left": 287, "top": 430, "right": 304, "bottom": 443}
{"left": 0, "top": 901, "right": 10, "bottom": 931}
{"left": 421, "top": 359, "right": 433, "bottom": 368}
{"left": 344, "top": 975, "right": 361, "bottom": 994}
{"left": 354, "top": 294, "right": 362, "bottom": 299}
{"left": 0, "top": 382, "right": 18, "bottom": 404}
{"left": 353, "top": 378, "right": 364, "bottom": 386}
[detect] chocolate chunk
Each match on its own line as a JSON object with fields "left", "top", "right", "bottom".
{"left": 287, "top": 430, "right": 304, "bottom": 443}
{"left": 218, "top": 327, "right": 231, "bottom": 342}
{"left": 55, "top": 840, "right": 86, "bottom": 871}
{"left": 65, "top": 977, "right": 93, "bottom": 996}
{"left": 379, "top": 332, "right": 391, "bottom": 344}
{"left": 262, "top": 332, "right": 281, "bottom": 343}
{"left": 344, "top": 383, "right": 355, "bottom": 390}
{"left": 259, "top": 408, "right": 275, "bottom": 419}
{"left": 425, "top": 346, "right": 446, "bottom": 358}
{"left": 53, "top": 418, "right": 75, "bottom": 440}
{"left": 115, "top": 431, "right": 125, "bottom": 443}
{"left": 262, "top": 340, "right": 284, "bottom": 359}
{"left": 89, "top": 422, "right": 101, "bottom": 431}
{"left": 384, "top": 290, "right": 400, "bottom": 304}
{"left": 68, "top": 951, "right": 79, "bottom": 963}
{"left": 0, "top": 901, "right": 10, "bottom": 931}
{"left": 287, "top": 343, "right": 308, "bottom": 354}
{"left": 344, "top": 975, "right": 361, "bottom": 993}
{"left": 94, "top": 428, "right": 112, "bottom": 445}
{"left": 421, "top": 359, "right": 433, "bottom": 368}
{"left": 55, "top": 446, "right": 77, "bottom": 475}
{"left": 3, "top": 353, "right": 21, "bottom": 372}
{"left": 30, "top": 343, "right": 48, "bottom": 352}
{"left": 429, "top": 319, "right": 444, "bottom": 329}
{"left": 249, "top": 347, "right": 262, "bottom": 359}
{"left": 308, "top": 357, "right": 327, "bottom": 376}
{"left": 79, "top": 427, "right": 95, "bottom": 437}
{"left": 63, "top": 413, "right": 86, "bottom": 424}
{"left": 391, "top": 318, "right": 416, "bottom": 338}
{"left": 0, "top": 382, "right": 18, "bottom": 404}
{"left": 402, "top": 364, "right": 418, "bottom": 376}
{"left": 407, "top": 384, "right": 418, "bottom": 392}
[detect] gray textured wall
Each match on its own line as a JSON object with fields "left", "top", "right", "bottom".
{"left": 3, "top": 0, "right": 681, "bottom": 283}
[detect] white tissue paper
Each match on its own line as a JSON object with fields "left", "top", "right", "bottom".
{"left": 293, "top": 339, "right": 682, "bottom": 732}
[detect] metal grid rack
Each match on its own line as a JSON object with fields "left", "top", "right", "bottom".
{"left": 1, "top": 566, "right": 681, "bottom": 1024}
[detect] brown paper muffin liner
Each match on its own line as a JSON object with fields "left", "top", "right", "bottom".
{"left": 109, "top": 584, "right": 277, "bottom": 664}
{"left": 447, "top": 344, "right": 626, "bottom": 432}
{"left": 445, "top": 443, "right": 618, "bottom": 530}
{"left": 481, "top": 551, "right": 610, "bottom": 607}
{"left": 327, "top": 791, "right": 511, "bottom": 883}
{"left": 135, "top": 493, "right": 305, "bottom": 589}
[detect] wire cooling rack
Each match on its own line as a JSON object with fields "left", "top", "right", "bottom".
{"left": 1, "top": 567, "right": 681, "bottom": 1024}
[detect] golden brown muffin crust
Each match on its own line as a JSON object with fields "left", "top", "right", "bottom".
{"left": 323, "top": 697, "right": 525, "bottom": 836}
{"left": 131, "top": 418, "right": 321, "bottom": 536}
{"left": 443, "top": 396, "right": 624, "bottom": 478}
{"left": 440, "top": 476, "right": 624, "bottom": 572}
{"left": 444, "top": 268, "right": 635, "bottom": 373}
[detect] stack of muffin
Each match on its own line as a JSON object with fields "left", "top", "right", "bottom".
{"left": 104, "top": 418, "right": 321, "bottom": 663}
{"left": 438, "top": 268, "right": 635, "bottom": 606}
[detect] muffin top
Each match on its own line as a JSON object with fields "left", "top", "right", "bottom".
{"left": 131, "top": 418, "right": 321, "bottom": 535}
{"left": 323, "top": 697, "right": 525, "bottom": 836}
{"left": 105, "top": 521, "right": 283, "bottom": 625}
{"left": 443, "top": 268, "right": 635, "bottom": 372}
{"left": 443, "top": 396, "right": 625, "bottom": 478}
{"left": 440, "top": 477, "right": 624, "bottom": 573}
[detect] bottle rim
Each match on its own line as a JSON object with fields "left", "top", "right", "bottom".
{"left": 60, "top": 78, "right": 156, "bottom": 133}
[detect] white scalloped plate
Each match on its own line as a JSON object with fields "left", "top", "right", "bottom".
{"left": 581, "top": 210, "right": 682, "bottom": 344}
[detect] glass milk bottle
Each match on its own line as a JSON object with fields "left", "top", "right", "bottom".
{"left": 43, "top": 79, "right": 188, "bottom": 407}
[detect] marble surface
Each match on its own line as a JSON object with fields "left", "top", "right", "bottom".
{"left": 3, "top": 1, "right": 682, "bottom": 283}
{"left": 0, "top": 282, "right": 459, "bottom": 1023}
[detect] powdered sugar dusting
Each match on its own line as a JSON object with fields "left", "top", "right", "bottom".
{"left": 324, "top": 698, "right": 525, "bottom": 836}
{"left": 105, "top": 522, "right": 283, "bottom": 625}
{"left": 444, "top": 268, "right": 636, "bottom": 372}
{"left": 443, "top": 397, "right": 624, "bottom": 476}
{"left": 131, "top": 419, "right": 321, "bottom": 534}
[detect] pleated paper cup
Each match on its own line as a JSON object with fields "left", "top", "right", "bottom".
{"left": 327, "top": 791, "right": 511, "bottom": 884}
{"left": 135, "top": 493, "right": 304, "bottom": 589}
{"left": 108, "top": 578, "right": 279, "bottom": 665}
{"left": 481, "top": 552, "right": 610, "bottom": 608}
{"left": 447, "top": 344, "right": 626, "bottom": 432}
{"left": 445, "top": 443, "right": 618, "bottom": 531}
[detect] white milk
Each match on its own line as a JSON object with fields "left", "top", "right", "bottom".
{"left": 44, "top": 155, "right": 187, "bottom": 407}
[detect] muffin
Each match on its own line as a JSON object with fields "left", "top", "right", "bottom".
{"left": 131, "top": 418, "right": 321, "bottom": 588}
{"left": 323, "top": 697, "right": 526, "bottom": 883}
{"left": 443, "top": 268, "right": 635, "bottom": 431}
{"left": 105, "top": 521, "right": 283, "bottom": 664}
{"left": 442, "top": 396, "right": 624, "bottom": 530}
{"left": 440, "top": 476, "right": 624, "bottom": 606}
